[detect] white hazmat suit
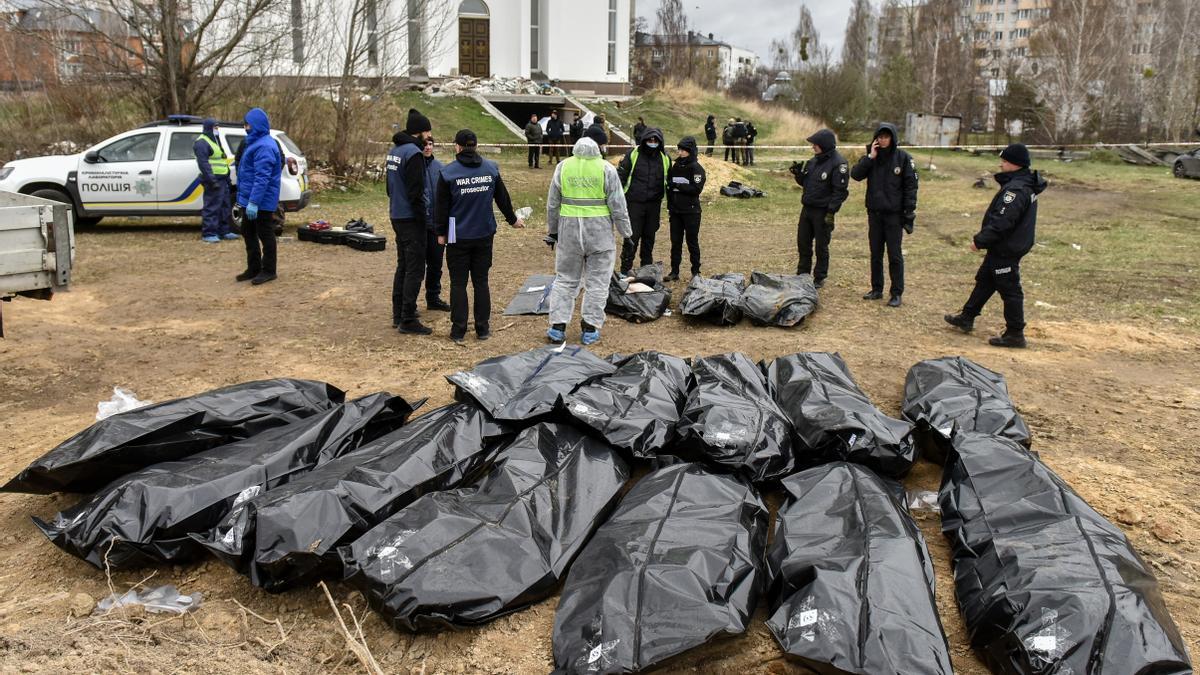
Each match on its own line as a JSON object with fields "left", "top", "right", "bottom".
{"left": 546, "top": 137, "right": 633, "bottom": 329}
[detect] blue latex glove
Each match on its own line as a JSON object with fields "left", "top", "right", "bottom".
{"left": 245, "top": 202, "right": 259, "bottom": 221}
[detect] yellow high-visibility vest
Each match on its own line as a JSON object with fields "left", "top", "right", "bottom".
{"left": 200, "top": 134, "right": 231, "bottom": 175}
{"left": 559, "top": 156, "right": 611, "bottom": 217}
{"left": 622, "top": 147, "right": 669, "bottom": 193}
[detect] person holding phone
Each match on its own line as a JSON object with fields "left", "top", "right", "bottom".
{"left": 850, "top": 123, "right": 918, "bottom": 307}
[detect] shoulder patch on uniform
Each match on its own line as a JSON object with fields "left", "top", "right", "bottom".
{"left": 839, "top": 163, "right": 848, "bottom": 174}
{"left": 1003, "top": 191, "right": 1017, "bottom": 204}
{"left": 893, "top": 166, "right": 902, "bottom": 175}
{"left": 910, "top": 159, "right": 916, "bottom": 169}
{"left": 694, "top": 174, "right": 702, "bottom": 183}
{"left": 821, "top": 171, "right": 828, "bottom": 180}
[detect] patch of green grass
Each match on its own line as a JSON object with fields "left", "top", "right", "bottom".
{"left": 392, "top": 93, "right": 515, "bottom": 144}
{"left": 312, "top": 151, "right": 1200, "bottom": 332}
{"left": 587, "top": 82, "right": 820, "bottom": 147}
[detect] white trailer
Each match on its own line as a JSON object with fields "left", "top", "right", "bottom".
{"left": 0, "top": 191, "right": 75, "bottom": 336}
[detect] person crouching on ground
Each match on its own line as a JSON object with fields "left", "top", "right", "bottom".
{"left": 235, "top": 107, "right": 282, "bottom": 286}
{"left": 666, "top": 136, "right": 706, "bottom": 281}
{"left": 434, "top": 129, "right": 525, "bottom": 343}
{"left": 544, "top": 137, "right": 632, "bottom": 346}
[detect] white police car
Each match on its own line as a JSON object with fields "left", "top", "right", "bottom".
{"left": 0, "top": 115, "right": 311, "bottom": 226}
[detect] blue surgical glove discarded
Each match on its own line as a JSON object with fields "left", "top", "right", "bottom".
{"left": 245, "top": 203, "right": 259, "bottom": 221}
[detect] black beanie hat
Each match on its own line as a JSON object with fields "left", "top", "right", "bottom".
{"left": 454, "top": 129, "right": 477, "bottom": 147}
{"left": 406, "top": 108, "right": 432, "bottom": 134}
{"left": 1000, "top": 143, "right": 1031, "bottom": 168}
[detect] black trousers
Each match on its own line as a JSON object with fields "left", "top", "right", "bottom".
{"left": 546, "top": 137, "right": 564, "bottom": 163}
{"left": 243, "top": 210, "right": 277, "bottom": 275}
{"left": 669, "top": 212, "right": 701, "bottom": 275}
{"left": 391, "top": 218, "right": 426, "bottom": 324}
{"left": 528, "top": 143, "right": 541, "bottom": 167}
{"left": 962, "top": 254, "right": 1025, "bottom": 333}
{"left": 868, "top": 211, "right": 905, "bottom": 296}
{"left": 705, "top": 138, "right": 715, "bottom": 156}
{"left": 620, "top": 198, "right": 662, "bottom": 272}
{"left": 796, "top": 205, "right": 832, "bottom": 281}
{"left": 745, "top": 141, "right": 755, "bottom": 166}
{"left": 446, "top": 235, "right": 494, "bottom": 338}
{"left": 425, "top": 229, "right": 444, "bottom": 301}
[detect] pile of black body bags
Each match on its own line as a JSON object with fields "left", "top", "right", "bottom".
{"left": 4, "top": 352, "right": 1192, "bottom": 674}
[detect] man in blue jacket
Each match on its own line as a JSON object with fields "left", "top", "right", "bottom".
{"left": 387, "top": 108, "right": 434, "bottom": 334}
{"left": 235, "top": 108, "right": 282, "bottom": 285}
{"left": 434, "top": 129, "right": 526, "bottom": 343}
{"left": 195, "top": 118, "right": 237, "bottom": 243}
{"left": 421, "top": 137, "right": 449, "bottom": 311}
{"left": 945, "top": 144, "right": 1047, "bottom": 348}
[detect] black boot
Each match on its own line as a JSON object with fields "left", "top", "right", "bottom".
{"left": 988, "top": 331, "right": 1027, "bottom": 348}
{"left": 862, "top": 290, "right": 883, "bottom": 300}
{"left": 944, "top": 313, "right": 975, "bottom": 333}
{"left": 665, "top": 271, "right": 679, "bottom": 282}
{"left": 887, "top": 295, "right": 902, "bottom": 307}
{"left": 398, "top": 320, "right": 432, "bottom": 335}
{"left": 236, "top": 270, "right": 258, "bottom": 282}
{"left": 251, "top": 272, "right": 277, "bottom": 286}
{"left": 426, "top": 297, "right": 451, "bottom": 312}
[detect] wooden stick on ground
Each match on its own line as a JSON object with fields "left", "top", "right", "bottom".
{"left": 319, "top": 581, "right": 384, "bottom": 675}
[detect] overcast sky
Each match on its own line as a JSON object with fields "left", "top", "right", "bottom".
{"left": 634, "top": 0, "right": 855, "bottom": 64}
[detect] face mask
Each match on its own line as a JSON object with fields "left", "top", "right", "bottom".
{"left": 646, "top": 142, "right": 659, "bottom": 150}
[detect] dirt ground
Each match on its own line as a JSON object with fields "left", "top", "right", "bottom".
{"left": 1, "top": 153, "right": 1198, "bottom": 674}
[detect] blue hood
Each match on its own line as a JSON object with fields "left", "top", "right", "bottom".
{"left": 202, "top": 117, "right": 218, "bottom": 139}
{"left": 244, "top": 108, "right": 270, "bottom": 140}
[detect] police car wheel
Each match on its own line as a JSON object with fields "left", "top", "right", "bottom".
{"left": 1173, "top": 162, "right": 1185, "bottom": 179}
{"left": 30, "top": 187, "right": 100, "bottom": 227}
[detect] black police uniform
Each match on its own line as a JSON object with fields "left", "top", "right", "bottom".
{"left": 616, "top": 127, "right": 670, "bottom": 273}
{"left": 960, "top": 166, "right": 1047, "bottom": 335}
{"left": 850, "top": 122, "right": 918, "bottom": 299}
{"left": 666, "top": 137, "right": 707, "bottom": 277}
{"left": 792, "top": 129, "right": 849, "bottom": 285}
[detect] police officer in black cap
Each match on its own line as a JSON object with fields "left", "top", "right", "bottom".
{"left": 945, "top": 143, "right": 1047, "bottom": 348}
{"left": 790, "top": 128, "right": 849, "bottom": 288}
{"left": 434, "top": 129, "right": 526, "bottom": 343}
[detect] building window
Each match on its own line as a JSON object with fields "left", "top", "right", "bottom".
{"left": 530, "top": 0, "right": 539, "bottom": 70}
{"left": 291, "top": 0, "right": 304, "bottom": 65}
{"left": 607, "top": 0, "right": 617, "bottom": 74}
{"left": 408, "top": 0, "right": 422, "bottom": 66}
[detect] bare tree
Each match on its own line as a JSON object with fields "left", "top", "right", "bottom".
{"left": 842, "top": 0, "right": 873, "bottom": 79}
{"left": 914, "top": 0, "right": 977, "bottom": 117}
{"left": 1030, "top": 0, "right": 1127, "bottom": 141}
{"left": 20, "top": 0, "right": 290, "bottom": 118}
{"left": 298, "top": 0, "right": 453, "bottom": 173}
{"left": 1145, "top": 0, "right": 1200, "bottom": 140}
{"left": 771, "top": 7, "right": 820, "bottom": 74}
{"left": 653, "top": 0, "right": 688, "bottom": 81}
